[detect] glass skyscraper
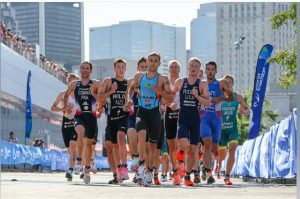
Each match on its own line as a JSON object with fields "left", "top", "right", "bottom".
{"left": 10, "top": 2, "right": 84, "bottom": 70}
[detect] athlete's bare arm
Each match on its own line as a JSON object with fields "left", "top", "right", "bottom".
{"left": 51, "top": 91, "right": 65, "bottom": 112}
{"left": 153, "top": 75, "right": 174, "bottom": 104}
{"left": 172, "top": 78, "right": 183, "bottom": 95}
{"left": 97, "top": 78, "right": 113, "bottom": 103}
{"left": 126, "top": 72, "right": 143, "bottom": 107}
{"left": 237, "top": 93, "right": 249, "bottom": 115}
{"left": 90, "top": 80, "right": 102, "bottom": 100}
{"left": 63, "top": 81, "right": 77, "bottom": 110}
{"left": 193, "top": 80, "right": 210, "bottom": 107}
{"left": 212, "top": 79, "right": 234, "bottom": 104}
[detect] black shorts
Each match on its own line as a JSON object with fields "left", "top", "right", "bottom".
{"left": 136, "top": 107, "right": 161, "bottom": 143}
{"left": 165, "top": 107, "right": 179, "bottom": 140}
{"left": 104, "top": 126, "right": 112, "bottom": 142}
{"left": 157, "top": 119, "right": 165, "bottom": 150}
{"left": 74, "top": 113, "right": 98, "bottom": 139}
{"left": 62, "top": 117, "right": 77, "bottom": 148}
{"left": 107, "top": 116, "right": 128, "bottom": 144}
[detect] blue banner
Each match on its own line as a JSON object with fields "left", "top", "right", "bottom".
{"left": 248, "top": 44, "right": 273, "bottom": 139}
{"left": 25, "top": 71, "right": 32, "bottom": 139}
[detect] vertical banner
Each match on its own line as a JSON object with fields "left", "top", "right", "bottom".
{"left": 25, "top": 71, "right": 32, "bottom": 141}
{"left": 248, "top": 44, "right": 273, "bottom": 139}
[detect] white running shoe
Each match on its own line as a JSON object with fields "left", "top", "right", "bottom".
{"left": 83, "top": 173, "right": 91, "bottom": 184}
{"left": 143, "top": 171, "right": 153, "bottom": 187}
{"left": 130, "top": 157, "right": 139, "bottom": 172}
{"left": 136, "top": 163, "right": 145, "bottom": 184}
{"left": 74, "top": 164, "right": 82, "bottom": 175}
{"left": 65, "top": 170, "right": 73, "bottom": 181}
{"left": 91, "top": 164, "right": 98, "bottom": 174}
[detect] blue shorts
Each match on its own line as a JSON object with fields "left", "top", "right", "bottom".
{"left": 177, "top": 116, "right": 200, "bottom": 145}
{"left": 200, "top": 111, "right": 222, "bottom": 144}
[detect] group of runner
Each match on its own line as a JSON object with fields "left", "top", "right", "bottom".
{"left": 51, "top": 52, "right": 249, "bottom": 186}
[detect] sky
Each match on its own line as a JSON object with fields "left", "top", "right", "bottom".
{"left": 84, "top": 0, "right": 209, "bottom": 60}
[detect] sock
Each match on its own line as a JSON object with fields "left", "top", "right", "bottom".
{"left": 139, "top": 160, "right": 145, "bottom": 166}
{"left": 122, "top": 164, "right": 127, "bottom": 168}
{"left": 69, "top": 168, "right": 74, "bottom": 171}
{"left": 117, "top": 164, "right": 121, "bottom": 169}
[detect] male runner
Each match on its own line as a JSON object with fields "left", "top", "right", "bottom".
{"left": 98, "top": 58, "right": 129, "bottom": 183}
{"left": 64, "top": 61, "right": 101, "bottom": 184}
{"left": 200, "top": 61, "right": 234, "bottom": 184}
{"left": 127, "top": 52, "right": 173, "bottom": 187}
{"left": 127, "top": 57, "right": 148, "bottom": 173}
{"left": 216, "top": 74, "right": 249, "bottom": 185}
{"left": 51, "top": 73, "right": 79, "bottom": 181}
{"left": 164, "top": 60, "right": 181, "bottom": 185}
{"left": 173, "top": 57, "right": 210, "bottom": 186}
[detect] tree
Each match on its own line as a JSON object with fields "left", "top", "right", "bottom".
{"left": 237, "top": 90, "right": 279, "bottom": 144}
{"left": 269, "top": 3, "right": 296, "bottom": 89}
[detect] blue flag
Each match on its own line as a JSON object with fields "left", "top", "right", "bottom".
{"left": 248, "top": 44, "right": 273, "bottom": 139}
{"left": 25, "top": 71, "right": 32, "bottom": 139}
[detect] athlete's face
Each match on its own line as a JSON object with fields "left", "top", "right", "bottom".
{"left": 188, "top": 60, "right": 200, "bottom": 77}
{"left": 114, "top": 62, "right": 126, "bottom": 78}
{"left": 198, "top": 69, "right": 203, "bottom": 79}
{"left": 205, "top": 64, "right": 217, "bottom": 80}
{"left": 137, "top": 61, "right": 148, "bottom": 72}
{"left": 169, "top": 63, "right": 180, "bottom": 77}
{"left": 80, "top": 63, "right": 92, "bottom": 78}
{"left": 147, "top": 55, "right": 160, "bottom": 72}
{"left": 225, "top": 77, "right": 234, "bottom": 89}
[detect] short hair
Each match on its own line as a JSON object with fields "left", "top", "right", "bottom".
{"left": 113, "top": 58, "right": 126, "bottom": 67}
{"left": 80, "top": 61, "right": 93, "bottom": 70}
{"left": 168, "top": 60, "right": 181, "bottom": 68}
{"left": 148, "top": 52, "right": 161, "bottom": 61}
{"left": 67, "top": 73, "right": 80, "bottom": 83}
{"left": 205, "top": 61, "right": 217, "bottom": 70}
{"left": 137, "top": 57, "right": 147, "bottom": 66}
{"left": 9, "top": 132, "right": 14, "bottom": 135}
{"left": 224, "top": 74, "right": 234, "bottom": 83}
{"left": 188, "top": 57, "right": 201, "bottom": 66}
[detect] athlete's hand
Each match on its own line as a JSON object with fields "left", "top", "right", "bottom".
{"left": 192, "top": 87, "right": 199, "bottom": 97}
{"left": 239, "top": 108, "right": 249, "bottom": 115}
{"left": 152, "top": 85, "right": 162, "bottom": 94}
{"left": 212, "top": 97, "right": 223, "bottom": 104}
{"left": 170, "top": 103, "right": 177, "bottom": 111}
{"left": 110, "top": 82, "right": 118, "bottom": 94}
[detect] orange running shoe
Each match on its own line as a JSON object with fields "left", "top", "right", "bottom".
{"left": 154, "top": 178, "right": 161, "bottom": 185}
{"left": 178, "top": 162, "right": 186, "bottom": 179}
{"left": 224, "top": 178, "right": 233, "bottom": 185}
{"left": 176, "top": 150, "right": 185, "bottom": 161}
{"left": 184, "top": 178, "right": 195, "bottom": 187}
{"left": 173, "top": 172, "right": 181, "bottom": 185}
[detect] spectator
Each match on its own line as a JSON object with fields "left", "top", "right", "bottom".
{"left": 8, "top": 132, "right": 18, "bottom": 143}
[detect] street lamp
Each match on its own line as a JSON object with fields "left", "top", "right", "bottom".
{"left": 233, "top": 36, "right": 245, "bottom": 92}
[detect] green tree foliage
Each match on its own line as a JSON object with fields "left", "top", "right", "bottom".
{"left": 237, "top": 90, "right": 279, "bottom": 144}
{"left": 269, "top": 3, "right": 296, "bottom": 89}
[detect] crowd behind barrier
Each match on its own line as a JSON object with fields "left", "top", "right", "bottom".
{"left": 1, "top": 109, "right": 297, "bottom": 178}
{"left": 0, "top": 20, "right": 68, "bottom": 84}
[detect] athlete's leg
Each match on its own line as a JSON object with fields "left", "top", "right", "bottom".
{"left": 75, "top": 125, "right": 85, "bottom": 167}
{"left": 167, "top": 138, "right": 178, "bottom": 171}
{"left": 105, "top": 141, "right": 116, "bottom": 174}
{"left": 68, "top": 140, "right": 77, "bottom": 169}
{"left": 226, "top": 142, "right": 238, "bottom": 176}
{"left": 127, "top": 128, "right": 138, "bottom": 156}
{"left": 117, "top": 131, "right": 127, "bottom": 165}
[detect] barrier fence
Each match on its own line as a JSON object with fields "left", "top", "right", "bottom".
{"left": 1, "top": 109, "right": 297, "bottom": 179}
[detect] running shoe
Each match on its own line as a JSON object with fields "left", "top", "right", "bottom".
{"left": 201, "top": 167, "right": 207, "bottom": 181}
{"left": 136, "top": 163, "right": 146, "bottom": 185}
{"left": 176, "top": 150, "right": 185, "bottom": 161}
{"left": 80, "top": 173, "right": 84, "bottom": 179}
{"left": 65, "top": 170, "right": 73, "bottom": 181}
{"left": 184, "top": 176, "right": 195, "bottom": 187}
{"left": 130, "top": 157, "right": 139, "bottom": 172}
{"left": 74, "top": 164, "right": 82, "bottom": 175}
{"left": 154, "top": 177, "right": 161, "bottom": 185}
{"left": 83, "top": 167, "right": 91, "bottom": 184}
{"left": 121, "top": 167, "right": 129, "bottom": 180}
{"left": 108, "top": 177, "right": 119, "bottom": 184}
{"left": 214, "top": 166, "right": 219, "bottom": 174}
{"left": 173, "top": 172, "right": 181, "bottom": 185}
{"left": 143, "top": 171, "right": 153, "bottom": 187}
{"left": 91, "top": 164, "right": 98, "bottom": 174}
{"left": 160, "top": 175, "right": 167, "bottom": 182}
{"left": 116, "top": 168, "right": 123, "bottom": 183}
{"left": 224, "top": 177, "right": 233, "bottom": 185}
{"left": 178, "top": 162, "right": 186, "bottom": 179}
{"left": 217, "top": 172, "right": 221, "bottom": 179}
{"left": 169, "top": 172, "right": 174, "bottom": 181}
{"left": 193, "top": 174, "right": 201, "bottom": 184}
{"left": 207, "top": 176, "right": 216, "bottom": 184}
